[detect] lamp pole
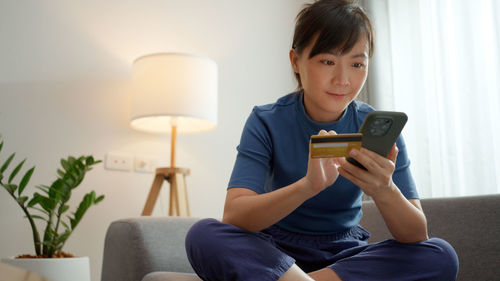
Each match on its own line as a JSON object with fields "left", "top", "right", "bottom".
{"left": 170, "top": 117, "right": 178, "bottom": 168}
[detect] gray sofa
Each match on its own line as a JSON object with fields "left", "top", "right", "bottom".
{"left": 101, "top": 194, "right": 500, "bottom": 281}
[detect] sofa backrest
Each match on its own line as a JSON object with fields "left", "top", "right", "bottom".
{"left": 360, "top": 194, "right": 500, "bottom": 281}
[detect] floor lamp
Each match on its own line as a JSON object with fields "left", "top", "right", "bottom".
{"left": 130, "top": 53, "right": 218, "bottom": 216}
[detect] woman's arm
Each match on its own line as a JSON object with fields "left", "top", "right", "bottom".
{"left": 338, "top": 145, "right": 429, "bottom": 243}
{"left": 223, "top": 130, "right": 340, "bottom": 232}
{"left": 222, "top": 180, "right": 311, "bottom": 232}
{"left": 374, "top": 194, "right": 428, "bottom": 243}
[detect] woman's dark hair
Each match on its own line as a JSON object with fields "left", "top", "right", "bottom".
{"left": 292, "top": 0, "right": 374, "bottom": 88}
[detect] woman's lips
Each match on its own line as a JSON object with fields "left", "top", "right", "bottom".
{"left": 326, "top": 92, "right": 347, "bottom": 98}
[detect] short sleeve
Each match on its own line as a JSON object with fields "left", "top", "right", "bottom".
{"left": 393, "top": 135, "right": 420, "bottom": 199}
{"left": 227, "top": 108, "right": 273, "bottom": 194}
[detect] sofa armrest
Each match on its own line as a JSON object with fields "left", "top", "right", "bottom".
{"left": 101, "top": 217, "right": 200, "bottom": 281}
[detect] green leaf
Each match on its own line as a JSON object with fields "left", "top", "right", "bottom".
{"left": 61, "top": 220, "right": 70, "bottom": 230}
{"left": 0, "top": 141, "right": 3, "bottom": 153}
{"left": 95, "top": 195, "right": 105, "bottom": 204}
{"left": 34, "top": 185, "right": 52, "bottom": 197}
{"left": 62, "top": 176, "right": 75, "bottom": 188}
{"left": 70, "top": 192, "right": 92, "bottom": 229}
{"left": 57, "top": 169, "right": 65, "bottom": 178}
{"left": 49, "top": 180, "right": 64, "bottom": 202}
{"left": 3, "top": 183, "right": 17, "bottom": 194}
{"left": 0, "top": 153, "right": 15, "bottom": 173}
{"left": 74, "top": 158, "right": 84, "bottom": 170}
{"left": 17, "top": 196, "right": 29, "bottom": 206}
{"left": 55, "top": 230, "right": 71, "bottom": 244}
{"left": 28, "top": 195, "right": 41, "bottom": 207}
{"left": 30, "top": 206, "right": 50, "bottom": 216}
{"left": 39, "top": 196, "right": 56, "bottom": 213}
{"left": 18, "top": 166, "right": 35, "bottom": 196}
{"left": 66, "top": 170, "right": 78, "bottom": 182}
{"left": 87, "top": 156, "right": 102, "bottom": 166}
{"left": 85, "top": 156, "right": 94, "bottom": 165}
{"left": 58, "top": 204, "right": 69, "bottom": 214}
{"left": 90, "top": 192, "right": 96, "bottom": 203}
{"left": 55, "top": 179, "right": 71, "bottom": 203}
{"left": 29, "top": 215, "right": 47, "bottom": 221}
{"left": 60, "top": 159, "right": 70, "bottom": 172}
{"left": 9, "top": 158, "right": 26, "bottom": 183}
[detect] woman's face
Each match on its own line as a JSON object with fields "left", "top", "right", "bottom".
{"left": 290, "top": 36, "right": 369, "bottom": 123}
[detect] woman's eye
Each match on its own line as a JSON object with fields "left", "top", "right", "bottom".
{"left": 321, "top": 60, "right": 335, "bottom": 66}
{"left": 353, "top": 63, "right": 365, "bottom": 68}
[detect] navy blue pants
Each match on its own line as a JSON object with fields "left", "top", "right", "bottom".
{"left": 185, "top": 219, "right": 458, "bottom": 281}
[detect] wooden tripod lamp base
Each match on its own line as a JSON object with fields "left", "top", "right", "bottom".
{"left": 141, "top": 167, "right": 190, "bottom": 216}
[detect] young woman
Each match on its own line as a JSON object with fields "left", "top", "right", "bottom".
{"left": 186, "top": 0, "right": 459, "bottom": 280}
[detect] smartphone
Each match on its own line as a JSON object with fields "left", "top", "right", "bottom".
{"left": 347, "top": 111, "right": 408, "bottom": 169}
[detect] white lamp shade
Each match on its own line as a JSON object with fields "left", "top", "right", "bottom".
{"left": 130, "top": 53, "right": 218, "bottom": 134}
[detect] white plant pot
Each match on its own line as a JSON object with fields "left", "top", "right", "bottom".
{"left": 1, "top": 256, "right": 90, "bottom": 281}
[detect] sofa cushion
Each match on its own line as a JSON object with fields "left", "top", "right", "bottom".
{"left": 142, "top": 272, "right": 201, "bottom": 281}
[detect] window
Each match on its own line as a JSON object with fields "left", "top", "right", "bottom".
{"left": 364, "top": 0, "right": 500, "bottom": 197}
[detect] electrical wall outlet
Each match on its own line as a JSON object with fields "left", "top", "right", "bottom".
{"left": 105, "top": 153, "right": 133, "bottom": 171}
{"left": 134, "top": 157, "right": 157, "bottom": 173}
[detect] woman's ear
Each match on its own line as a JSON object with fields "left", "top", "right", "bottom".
{"left": 289, "top": 49, "right": 299, "bottom": 73}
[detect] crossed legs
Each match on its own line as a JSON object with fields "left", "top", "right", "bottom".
{"left": 186, "top": 219, "right": 458, "bottom": 281}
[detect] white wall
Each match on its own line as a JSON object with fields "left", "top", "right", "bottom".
{"left": 0, "top": 1, "right": 305, "bottom": 280}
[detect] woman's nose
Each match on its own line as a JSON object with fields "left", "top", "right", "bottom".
{"left": 332, "top": 68, "right": 350, "bottom": 87}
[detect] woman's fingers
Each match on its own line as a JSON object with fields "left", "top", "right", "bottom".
{"left": 337, "top": 163, "right": 364, "bottom": 187}
{"left": 350, "top": 147, "right": 396, "bottom": 171}
{"left": 318, "top": 129, "right": 337, "bottom": 136}
{"left": 387, "top": 143, "right": 399, "bottom": 163}
{"left": 338, "top": 156, "right": 371, "bottom": 182}
{"left": 350, "top": 148, "right": 379, "bottom": 171}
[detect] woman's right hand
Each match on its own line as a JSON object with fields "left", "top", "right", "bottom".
{"left": 302, "top": 130, "right": 340, "bottom": 197}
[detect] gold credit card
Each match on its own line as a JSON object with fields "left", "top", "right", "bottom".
{"left": 310, "top": 133, "right": 363, "bottom": 158}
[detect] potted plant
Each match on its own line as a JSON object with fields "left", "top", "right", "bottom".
{"left": 0, "top": 138, "right": 104, "bottom": 281}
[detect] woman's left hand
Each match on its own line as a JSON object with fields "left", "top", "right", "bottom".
{"left": 337, "top": 144, "right": 399, "bottom": 199}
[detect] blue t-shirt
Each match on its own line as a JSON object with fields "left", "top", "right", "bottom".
{"left": 228, "top": 91, "right": 419, "bottom": 235}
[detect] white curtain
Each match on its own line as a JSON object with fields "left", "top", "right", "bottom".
{"left": 363, "top": 0, "right": 500, "bottom": 198}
